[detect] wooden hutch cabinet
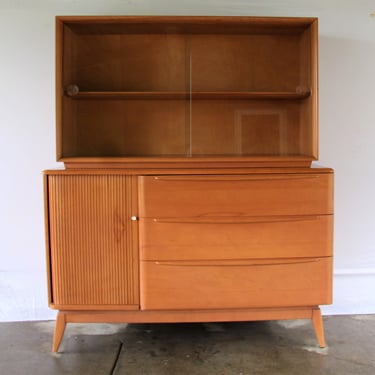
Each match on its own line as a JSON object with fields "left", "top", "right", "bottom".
{"left": 44, "top": 16, "right": 333, "bottom": 352}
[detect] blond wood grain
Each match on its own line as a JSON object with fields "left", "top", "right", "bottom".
{"left": 62, "top": 158, "right": 314, "bottom": 169}
{"left": 58, "top": 15, "right": 316, "bottom": 35}
{"left": 56, "top": 15, "right": 318, "bottom": 164}
{"left": 49, "top": 304, "right": 139, "bottom": 311}
{"left": 55, "top": 18, "right": 63, "bottom": 160}
{"left": 69, "top": 99, "right": 188, "bottom": 157}
{"left": 68, "top": 91, "right": 311, "bottom": 100}
{"left": 60, "top": 307, "right": 314, "bottom": 324}
{"left": 47, "top": 174, "right": 139, "bottom": 306}
{"left": 43, "top": 175, "right": 53, "bottom": 305}
{"left": 44, "top": 166, "right": 333, "bottom": 175}
{"left": 140, "top": 257, "right": 332, "bottom": 310}
{"left": 312, "top": 307, "right": 326, "bottom": 348}
{"left": 140, "top": 215, "right": 333, "bottom": 261}
{"left": 49, "top": 16, "right": 330, "bottom": 353}
{"left": 68, "top": 34, "right": 187, "bottom": 91}
{"left": 139, "top": 173, "right": 333, "bottom": 218}
{"left": 52, "top": 312, "right": 66, "bottom": 352}
{"left": 191, "top": 34, "right": 302, "bottom": 92}
{"left": 51, "top": 306, "right": 319, "bottom": 352}
{"left": 310, "top": 19, "right": 319, "bottom": 159}
{"left": 191, "top": 100, "right": 302, "bottom": 156}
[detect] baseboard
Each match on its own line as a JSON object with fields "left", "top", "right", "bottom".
{"left": 322, "top": 268, "right": 375, "bottom": 315}
{"left": 0, "top": 271, "right": 55, "bottom": 322}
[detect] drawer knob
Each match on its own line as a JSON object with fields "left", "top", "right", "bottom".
{"left": 130, "top": 216, "right": 138, "bottom": 221}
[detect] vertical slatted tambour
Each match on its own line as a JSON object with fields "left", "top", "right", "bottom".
{"left": 48, "top": 174, "right": 139, "bottom": 307}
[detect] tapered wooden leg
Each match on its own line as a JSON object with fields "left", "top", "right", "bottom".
{"left": 312, "top": 307, "right": 326, "bottom": 348}
{"left": 52, "top": 311, "right": 67, "bottom": 352}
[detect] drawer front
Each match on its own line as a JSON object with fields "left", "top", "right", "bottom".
{"left": 139, "top": 174, "right": 333, "bottom": 218}
{"left": 140, "top": 215, "right": 333, "bottom": 260}
{"left": 140, "top": 257, "right": 332, "bottom": 310}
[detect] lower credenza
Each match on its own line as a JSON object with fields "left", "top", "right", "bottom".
{"left": 44, "top": 167, "right": 333, "bottom": 352}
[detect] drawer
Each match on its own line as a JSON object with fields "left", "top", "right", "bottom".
{"left": 139, "top": 173, "right": 333, "bottom": 218}
{"left": 140, "top": 215, "right": 333, "bottom": 260}
{"left": 140, "top": 257, "right": 332, "bottom": 310}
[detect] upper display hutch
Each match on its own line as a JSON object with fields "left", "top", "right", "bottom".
{"left": 56, "top": 16, "right": 318, "bottom": 167}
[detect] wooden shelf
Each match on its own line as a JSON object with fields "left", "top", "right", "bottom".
{"left": 66, "top": 90, "right": 311, "bottom": 100}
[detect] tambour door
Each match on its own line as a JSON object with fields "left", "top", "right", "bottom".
{"left": 46, "top": 173, "right": 139, "bottom": 308}
{"left": 139, "top": 173, "right": 333, "bottom": 218}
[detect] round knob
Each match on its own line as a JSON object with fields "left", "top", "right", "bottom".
{"left": 130, "top": 216, "right": 138, "bottom": 221}
{"left": 65, "top": 84, "right": 79, "bottom": 97}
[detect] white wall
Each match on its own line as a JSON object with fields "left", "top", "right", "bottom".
{"left": 0, "top": 0, "right": 374, "bottom": 321}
